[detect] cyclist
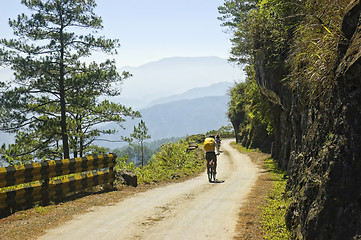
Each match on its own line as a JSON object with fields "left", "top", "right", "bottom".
{"left": 203, "top": 135, "right": 217, "bottom": 175}
{"left": 215, "top": 133, "right": 221, "bottom": 154}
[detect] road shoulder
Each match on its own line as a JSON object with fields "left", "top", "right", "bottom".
{"left": 230, "top": 144, "right": 273, "bottom": 240}
{"left": 0, "top": 174, "right": 200, "bottom": 240}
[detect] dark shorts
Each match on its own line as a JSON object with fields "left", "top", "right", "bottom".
{"left": 205, "top": 152, "right": 217, "bottom": 163}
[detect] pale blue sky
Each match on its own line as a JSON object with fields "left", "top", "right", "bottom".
{"left": 0, "top": 0, "right": 231, "bottom": 67}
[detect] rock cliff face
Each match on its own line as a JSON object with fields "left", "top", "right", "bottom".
{"left": 254, "top": 1, "right": 361, "bottom": 239}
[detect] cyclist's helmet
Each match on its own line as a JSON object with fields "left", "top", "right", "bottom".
{"left": 209, "top": 134, "right": 215, "bottom": 139}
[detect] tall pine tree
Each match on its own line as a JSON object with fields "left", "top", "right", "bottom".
{"left": 0, "top": 0, "right": 138, "bottom": 162}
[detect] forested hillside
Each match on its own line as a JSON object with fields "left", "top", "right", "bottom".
{"left": 220, "top": 0, "right": 361, "bottom": 239}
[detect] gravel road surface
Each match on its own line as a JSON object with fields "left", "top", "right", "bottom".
{"left": 38, "top": 139, "right": 258, "bottom": 240}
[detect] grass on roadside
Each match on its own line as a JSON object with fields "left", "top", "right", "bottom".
{"left": 231, "top": 141, "right": 291, "bottom": 239}
{"left": 261, "top": 157, "right": 291, "bottom": 240}
{"left": 116, "top": 140, "right": 205, "bottom": 184}
{"left": 231, "top": 141, "right": 261, "bottom": 153}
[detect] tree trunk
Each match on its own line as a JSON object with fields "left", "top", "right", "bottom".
{"left": 231, "top": 120, "right": 241, "bottom": 143}
{"left": 59, "top": 13, "right": 69, "bottom": 159}
{"left": 141, "top": 141, "right": 144, "bottom": 167}
{"left": 80, "top": 136, "right": 84, "bottom": 158}
{"left": 59, "top": 90, "right": 69, "bottom": 159}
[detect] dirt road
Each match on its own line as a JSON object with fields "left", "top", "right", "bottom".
{"left": 38, "top": 140, "right": 258, "bottom": 240}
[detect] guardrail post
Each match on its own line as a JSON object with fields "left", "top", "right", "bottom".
{"left": 41, "top": 177, "right": 50, "bottom": 205}
{"left": 109, "top": 153, "right": 115, "bottom": 189}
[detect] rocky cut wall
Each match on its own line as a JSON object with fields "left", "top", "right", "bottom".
{"left": 254, "top": 1, "right": 361, "bottom": 239}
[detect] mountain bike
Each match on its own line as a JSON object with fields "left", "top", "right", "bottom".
{"left": 216, "top": 141, "right": 221, "bottom": 154}
{"left": 207, "top": 158, "right": 216, "bottom": 182}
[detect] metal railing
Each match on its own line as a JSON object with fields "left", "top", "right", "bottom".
{"left": 0, "top": 153, "right": 116, "bottom": 213}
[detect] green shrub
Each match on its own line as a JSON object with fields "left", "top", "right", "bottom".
{"left": 185, "top": 134, "right": 205, "bottom": 144}
{"left": 116, "top": 140, "right": 204, "bottom": 184}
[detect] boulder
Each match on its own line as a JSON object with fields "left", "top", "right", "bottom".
{"left": 187, "top": 142, "right": 198, "bottom": 152}
{"left": 115, "top": 169, "right": 138, "bottom": 187}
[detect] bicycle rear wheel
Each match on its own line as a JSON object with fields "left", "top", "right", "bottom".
{"left": 208, "top": 160, "right": 216, "bottom": 182}
{"left": 211, "top": 163, "right": 216, "bottom": 182}
{"left": 208, "top": 162, "right": 213, "bottom": 182}
{"left": 208, "top": 170, "right": 213, "bottom": 182}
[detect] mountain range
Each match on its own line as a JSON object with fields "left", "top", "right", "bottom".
{"left": 0, "top": 57, "right": 242, "bottom": 149}
{"left": 147, "top": 81, "right": 233, "bottom": 107}
{"left": 94, "top": 82, "right": 232, "bottom": 149}
{"left": 111, "top": 56, "right": 243, "bottom": 109}
{"left": 0, "top": 82, "right": 232, "bottom": 150}
{"left": 140, "top": 95, "right": 229, "bottom": 139}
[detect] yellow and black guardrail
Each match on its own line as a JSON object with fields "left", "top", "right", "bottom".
{"left": 0, "top": 153, "right": 116, "bottom": 212}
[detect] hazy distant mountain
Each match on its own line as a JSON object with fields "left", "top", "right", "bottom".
{"left": 112, "top": 56, "right": 243, "bottom": 109}
{"left": 147, "top": 82, "right": 233, "bottom": 107}
{"left": 94, "top": 94, "right": 230, "bottom": 149}
{"left": 1, "top": 57, "right": 242, "bottom": 110}
{"left": 94, "top": 82, "right": 233, "bottom": 149}
{"left": 1, "top": 94, "right": 230, "bottom": 150}
{"left": 0, "top": 57, "right": 239, "bottom": 149}
{"left": 140, "top": 95, "right": 229, "bottom": 139}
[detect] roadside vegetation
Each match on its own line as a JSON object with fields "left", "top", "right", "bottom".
{"left": 261, "top": 158, "right": 290, "bottom": 239}
{"left": 112, "top": 137, "right": 181, "bottom": 168}
{"left": 117, "top": 127, "right": 232, "bottom": 184}
{"left": 113, "top": 128, "right": 231, "bottom": 184}
{"left": 232, "top": 142, "right": 290, "bottom": 240}
{"left": 116, "top": 139, "right": 204, "bottom": 184}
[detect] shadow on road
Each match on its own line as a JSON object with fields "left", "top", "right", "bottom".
{"left": 210, "top": 180, "right": 225, "bottom": 184}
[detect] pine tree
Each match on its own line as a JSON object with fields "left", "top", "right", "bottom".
{"left": 130, "top": 120, "right": 151, "bottom": 167}
{"left": 0, "top": 0, "right": 138, "bottom": 161}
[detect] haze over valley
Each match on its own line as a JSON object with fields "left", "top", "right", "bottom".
{"left": 0, "top": 56, "right": 243, "bottom": 148}
{"left": 111, "top": 56, "right": 242, "bottom": 109}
